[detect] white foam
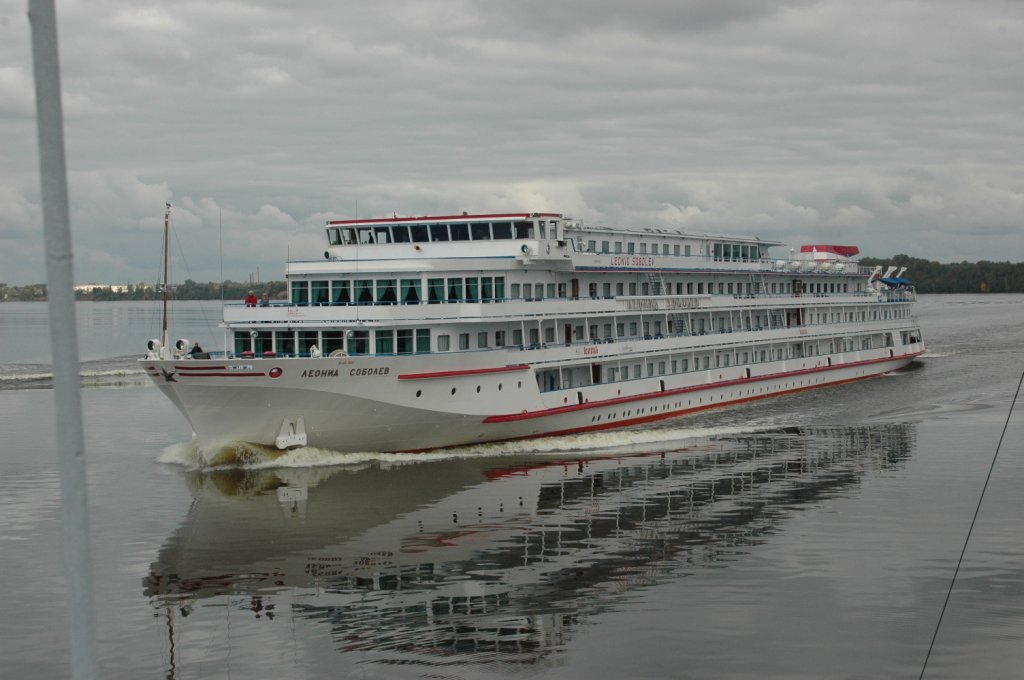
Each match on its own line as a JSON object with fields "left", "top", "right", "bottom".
{"left": 158, "top": 419, "right": 778, "bottom": 471}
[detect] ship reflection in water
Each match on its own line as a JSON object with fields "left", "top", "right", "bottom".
{"left": 145, "top": 425, "right": 914, "bottom": 671}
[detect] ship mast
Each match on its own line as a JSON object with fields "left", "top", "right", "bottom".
{"left": 162, "top": 202, "right": 170, "bottom": 354}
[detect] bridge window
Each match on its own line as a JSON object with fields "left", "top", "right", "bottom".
{"left": 471, "top": 222, "right": 491, "bottom": 240}
{"left": 514, "top": 221, "right": 533, "bottom": 238}
{"left": 291, "top": 280, "right": 309, "bottom": 305}
{"left": 450, "top": 223, "right": 470, "bottom": 241}
{"left": 492, "top": 222, "right": 512, "bottom": 239}
{"left": 410, "top": 224, "right": 429, "bottom": 242}
{"left": 429, "top": 223, "right": 449, "bottom": 241}
{"left": 374, "top": 226, "right": 390, "bottom": 243}
{"left": 392, "top": 225, "right": 411, "bottom": 242}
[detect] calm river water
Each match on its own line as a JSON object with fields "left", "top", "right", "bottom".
{"left": 1, "top": 295, "right": 1022, "bottom": 679}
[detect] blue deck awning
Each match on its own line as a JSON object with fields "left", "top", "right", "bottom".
{"left": 880, "top": 277, "right": 913, "bottom": 286}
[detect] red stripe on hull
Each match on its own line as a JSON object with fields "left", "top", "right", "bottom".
{"left": 176, "top": 372, "right": 267, "bottom": 378}
{"left": 398, "top": 364, "right": 531, "bottom": 380}
{"left": 483, "top": 352, "right": 922, "bottom": 424}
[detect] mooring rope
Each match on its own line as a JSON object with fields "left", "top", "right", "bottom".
{"left": 919, "top": 366, "right": 1024, "bottom": 679}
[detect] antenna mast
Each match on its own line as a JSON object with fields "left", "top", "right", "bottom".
{"left": 162, "top": 203, "right": 170, "bottom": 354}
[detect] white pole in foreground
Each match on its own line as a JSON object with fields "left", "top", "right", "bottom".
{"left": 27, "top": 1, "right": 98, "bottom": 679}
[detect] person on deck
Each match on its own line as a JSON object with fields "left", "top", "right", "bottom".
{"left": 244, "top": 290, "right": 258, "bottom": 306}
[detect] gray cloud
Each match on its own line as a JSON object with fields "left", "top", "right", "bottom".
{"left": 1, "top": 0, "right": 1022, "bottom": 285}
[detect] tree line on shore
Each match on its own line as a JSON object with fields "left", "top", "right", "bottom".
{"left": 0, "top": 280, "right": 288, "bottom": 302}
{"left": 2, "top": 257, "right": 1024, "bottom": 301}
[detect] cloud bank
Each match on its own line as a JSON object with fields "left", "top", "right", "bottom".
{"left": 1, "top": 0, "right": 1021, "bottom": 284}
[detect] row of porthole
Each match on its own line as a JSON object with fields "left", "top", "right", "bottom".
{"left": 586, "top": 373, "right": 856, "bottom": 423}
{"left": 414, "top": 380, "right": 524, "bottom": 398}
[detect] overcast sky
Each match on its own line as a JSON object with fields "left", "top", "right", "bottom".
{"left": 2, "top": 0, "right": 1022, "bottom": 285}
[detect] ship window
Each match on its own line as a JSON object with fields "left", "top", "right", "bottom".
{"left": 629, "top": 322, "right": 638, "bottom": 337}
{"left": 392, "top": 225, "right": 411, "bottom": 242}
{"left": 401, "top": 279, "right": 421, "bottom": 304}
{"left": 416, "top": 329, "right": 430, "bottom": 353}
{"left": 275, "top": 331, "right": 295, "bottom": 356}
{"left": 587, "top": 239, "right": 596, "bottom": 252}
{"left": 544, "top": 327, "right": 555, "bottom": 343}
{"left": 327, "top": 228, "right": 341, "bottom": 245}
{"left": 450, "top": 223, "right": 470, "bottom": 241}
{"left": 376, "top": 279, "right": 397, "bottom": 304}
{"left": 429, "top": 223, "right": 449, "bottom": 241}
{"left": 471, "top": 222, "right": 491, "bottom": 240}
{"left": 601, "top": 240, "right": 610, "bottom": 253}
{"left": 622, "top": 366, "right": 629, "bottom": 379}
{"left": 495, "top": 330, "right": 506, "bottom": 347}
{"left": 355, "top": 279, "right": 373, "bottom": 304}
{"left": 332, "top": 280, "right": 350, "bottom": 304}
{"left": 513, "top": 221, "right": 533, "bottom": 239}
{"left": 603, "top": 283, "right": 611, "bottom": 298}
{"left": 322, "top": 331, "right": 344, "bottom": 354}
{"left": 312, "top": 280, "right": 329, "bottom": 305}
{"left": 511, "top": 283, "right": 520, "bottom": 299}
{"left": 477, "top": 331, "right": 488, "bottom": 348}
{"left": 523, "top": 283, "right": 532, "bottom": 299}
{"left": 466, "top": 278, "right": 480, "bottom": 302}
{"left": 459, "top": 333, "right": 470, "bottom": 350}
{"left": 291, "top": 280, "right": 309, "bottom": 305}
{"left": 396, "top": 329, "right": 414, "bottom": 354}
{"left": 718, "top": 282, "right": 725, "bottom": 295}
{"left": 727, "top": 282, "right": 734, "bottom": 295}
{"left": 375, "top": 330, "right": 394, "bottom": 354}
{"left": 299, "top": 330, "right": 319, "bottom": 356}
{"left": 529, "top": 328, "right": 539, "bottom": 344}
{"left": 512, "top": 329, "right": 523, "bottom": 345}
{"left": 615, "top": 241, "right": 622, "bottom": 253}
{"left": 348, "top": 330, "right": 369, "bottom": 355}
{"left": 410, "top": 224, "right": 429, "bottom": 242}
{"left": 447, "top": 278, "right": 463, "bottom": 302}
{"left": 674, "top": 244, "right": 680, "bottom": 256}
{"left": 428, "top": 278, "right": 444, "bottom": 303}
{"left": 492, "top": 222, "right": 512, "bottom": 239}
{"left": 438, "top": 334, "right": 450, "bottom": 351}
{"left": 357, "top": 227, "right": 374, "bottom": 244}
{"left": 340, "top": 227, "right": 356, "bottom": 245}
{"left": 233, "top": 331, "right": 250, "bottom": 355}
{"left": 681, "top": 358, "right": 688, "bottom": 371}
{"left": 374, "top": 226, "right": 390, "bottom": 243}
{"left": 481, "top": 277, "right": 493, "bottom": 301}
{"left": 629, "top": 282, "right": 637, "bottom": 295}
{"left": 639, "top": 243, "right": 648, "bottom": 254}
{"left": 589, "top": 282, "right": 598, "bottom": 298}
{"left": 616, "top": 323, "right": 624, "bottom": 337}
{"left": 627, "top": 242, "right": 635, "bottom": 254}
{"left": 546, "top": 283, "right": 555, "bottom": 298}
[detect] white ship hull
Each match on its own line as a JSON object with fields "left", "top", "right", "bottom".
{"left": 144, "top": 344, "right": 922, "bottom": 453}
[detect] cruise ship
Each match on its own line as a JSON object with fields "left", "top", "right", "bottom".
{"left": 142, "top": 212, "right": 924, "bottom": 453}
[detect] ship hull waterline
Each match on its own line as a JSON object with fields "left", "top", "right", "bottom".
{"left": 143, "top": 349, "right": 922, "bottom": 454}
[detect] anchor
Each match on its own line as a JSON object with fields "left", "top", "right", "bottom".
{"left": 275, "top": 416, "right": 308, "bottom": 449}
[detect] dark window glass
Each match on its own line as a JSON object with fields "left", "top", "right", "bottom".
{"left": 450, "top": 223, "right": 470, "bottom": 241}
{"left": 471, "top": 223, "right": 491, "bottom": 240}
{"left": 429, "top": 223, "right": 449, "bottom": 241}
{"left": 492, "top": 222, "right": 512, "bottom": 239}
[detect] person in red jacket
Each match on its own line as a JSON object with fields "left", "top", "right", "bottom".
{"left": 244, "top": 290, "right": 258, "bottom": 307}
